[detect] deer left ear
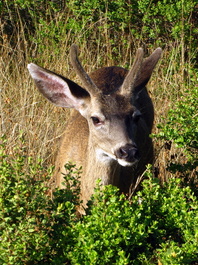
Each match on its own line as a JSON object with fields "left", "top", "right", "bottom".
{"left": 28, "top": 63, "right": 90, "bottom": 110}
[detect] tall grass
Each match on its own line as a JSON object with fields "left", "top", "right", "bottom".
{"left": 0, "top": 0, "right": 197, "bottom": 183}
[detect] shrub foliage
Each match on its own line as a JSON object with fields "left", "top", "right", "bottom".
{"left": 1, "top": 0, "right": 197, "bottom": 61}
{"left": 0, "top": 148, "right": 197, "bottom": 264}
{"left": 0, "top": 145, "right": 79, "bottom": 264}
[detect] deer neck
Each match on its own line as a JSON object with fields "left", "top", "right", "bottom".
{"left": 80, "top": 139, "right": 121, "bottom": 203}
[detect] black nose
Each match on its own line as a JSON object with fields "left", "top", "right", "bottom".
{"left": 116, "top": 144, "right": 140, "bottom": 162}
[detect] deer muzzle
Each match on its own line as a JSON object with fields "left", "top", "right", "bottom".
{"left": 115, "top": 144, "right": 140, "bottom": 166}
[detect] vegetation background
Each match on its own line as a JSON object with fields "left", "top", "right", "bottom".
{"left": 0, "top": 0, "right": 198, "bottom": 264}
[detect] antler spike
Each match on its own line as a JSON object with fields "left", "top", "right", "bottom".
{"left": 70, "top": 44, "right": 99, "bottom": 95}
{"left": 120, "top": 48, "right": 144, "bottom": 96}
{"left": 120, "top": 47, "right": 162, "bottom": 97}
{"left": 134, "top": 47, "right": 162, "bottom": 89}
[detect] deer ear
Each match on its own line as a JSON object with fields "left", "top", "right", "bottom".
{"left": 27, "top": 63, "right": 90, "bottom": 109}
{"left": 133, "top": 47, "right": 162, "bottom": 91}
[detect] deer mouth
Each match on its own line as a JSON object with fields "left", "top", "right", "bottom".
{"left": 96, "top": 146, "right": 140, "bottom": 167}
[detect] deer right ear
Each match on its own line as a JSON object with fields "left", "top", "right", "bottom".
{"left": 27, "top": 63, "right": 90, "bottom": 109}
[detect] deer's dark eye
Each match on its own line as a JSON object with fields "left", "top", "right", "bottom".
{"left": 91, "top": 116, "right": 102, "bottom": 126}
{"left": 132, "top": 110, "right": 142, "bottom": 123}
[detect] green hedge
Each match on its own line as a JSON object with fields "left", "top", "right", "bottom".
{"left": 1, "top": 0, "right": 197, "bottom": 58}
{"left": 0, "top": 153, "right": 197, "bottom": 264}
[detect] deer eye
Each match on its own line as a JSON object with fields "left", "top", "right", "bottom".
{"left": 91, "top": 116, "right": 102, "bottom": 126}
{"left": 132, "top": 110, "right": 142, "bottom": 123}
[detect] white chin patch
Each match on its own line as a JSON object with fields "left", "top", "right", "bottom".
{"left": 118, "top": 159, "right": 136, "bottom": 167}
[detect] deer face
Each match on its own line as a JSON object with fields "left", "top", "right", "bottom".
{"left": 77, "top": 92, "right": 141, "bottom": 167}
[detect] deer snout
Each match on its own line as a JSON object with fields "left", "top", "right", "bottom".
{"left": 115, "top": 144, "right": 140, "bottom": 163}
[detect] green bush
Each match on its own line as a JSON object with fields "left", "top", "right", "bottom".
{"left": 1, "top": 143, "right": 197, "bottom": 264}
{"left": 154, "top": 71, "right": 198, "bottom": 189}
{"left": 1, "top": 0, "right": 197, "bottom": 58}
{"left": 0, "top": 142, "right": 80, "bottom": 264}
{"left": 138, "top": 0, "right": 196, "bottom": 41}
{"left": 156, "top": 75, "right": 198, "bottom": 157}
{"left": 69, "top": 173, "right": 198, "bottom": 264}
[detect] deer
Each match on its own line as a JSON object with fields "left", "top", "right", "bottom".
{"left": 28, "top": 44, "right": 162, "bottom": 209}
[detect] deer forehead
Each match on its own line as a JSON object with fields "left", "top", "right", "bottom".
{"left": 89, "top": 93, "right": 135, "bottom": 118}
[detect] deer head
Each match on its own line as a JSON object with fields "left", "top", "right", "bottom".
{"left": 28, "top": 45, "right": 161, "bottom": 170}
